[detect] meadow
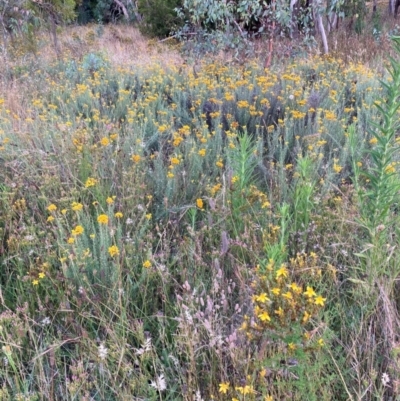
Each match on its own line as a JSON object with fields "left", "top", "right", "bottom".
{"left": 1, "top": 24, "right": 400, "bottom": 400}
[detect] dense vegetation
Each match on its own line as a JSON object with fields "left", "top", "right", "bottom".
{"left": 2, "top": 2, "right": 400, "bottom": 400}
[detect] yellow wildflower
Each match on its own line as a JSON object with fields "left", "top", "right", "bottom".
{"left": 72, "top": 225, "right": 84, "bottom": 236}
{"left": 259, "top": 311, "right": 271, "bottom": 322}
{"left": 108, "top": 245, "right": 119, "bottom": 257}
{"left": 100, "top": 137, "right": 110, "bottom": 146}
{"left": 255, "top": 293, "right": 269, "bottom": 303}
{"left": 32, "top": 279, "right": 39, "bottom": 286}
{"left": 333, "top": 163, "right": 342, "bottom": 173}
{"left": 282, "top": 291, "right": 293, "bottom": 300}
{"left": 198, "top": 149, "right": 206, "bottom": 157}
{"left": 97, "top": 214, "right": 109, "bottom": 224}
{"left": 276, "top": 265, "right": 288, "bottom": 279}
{"left": 196, "top": 198, "right": 204, "bottom": 209}
{"left": 106, "top": 197, "right": 114, "bottom": 204}
{"left": 85, "top": 177, "right": 97, "bottom": 188}
{"left": 47, "top": 216, "right": 55, "bottom": 222}
{"left": 271, "top": 287, "right": 280, "bottom": 296}
{"left": 314, "top": 295, "right": 326, "bottom": 306}
{"left": 71, "top": 202, "right": 83, "bottom": 211}
{"left": 47, "top": 204, "right": 57, "bottom": 212}
{"left": 132, "top": 154, "right": 141, "bottom": 163}
{"left": 218, "top": 382, "right": 229, "bottom": 394}
{"left": 143, "top": 260, "right": 152, "bottom": 268}
{"left": 304, "top": 286, "right": 316, "bottom": 298}
{"left": 115, "top": 212, "right": 123, "bottom": 218}
{"left": 303, "top": 311, "right": 311, "bottom": 323}
{"left": 38, "top": 272, "right": 45, "bottom": 279}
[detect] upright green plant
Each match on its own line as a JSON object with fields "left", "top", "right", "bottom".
{"left": 361, "top": 36, "right": 400, "bottom": 243}
{"left": 340, "top": 36, "right": 400, "bottom": 401}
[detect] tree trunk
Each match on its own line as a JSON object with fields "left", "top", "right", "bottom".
{"left": 317, "top": 13, "right": 329, "bottom": 54}
{"left": 313, "top": 0, "right": 328, "bottom": 54}
{"left": 389, "top": 0, "right": 395, "bottom": 15}
{"left": 326, "top": 12, "right": 337, "bottom": 33}
{"left": 113, "top": 0, "right": 129, "bottom": 20}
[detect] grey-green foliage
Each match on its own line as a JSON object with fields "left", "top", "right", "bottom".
{"left": 177, "top": 0, "right": 265, "bottom": 31}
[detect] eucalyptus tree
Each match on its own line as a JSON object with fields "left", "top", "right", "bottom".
{"left": 29, "top": 0, "right": 76, "bottom": 56}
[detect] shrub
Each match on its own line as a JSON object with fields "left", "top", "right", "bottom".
{"left": 137, "top": 0, "right": 183, "bottom": 37}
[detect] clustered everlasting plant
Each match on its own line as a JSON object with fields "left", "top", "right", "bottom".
{"left": 1, "top": 25, "right": 400, "bottom": 401}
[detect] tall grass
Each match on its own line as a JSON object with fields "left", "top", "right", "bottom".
{"left": 1, "top": 25, "right": 400, "bottom": 400}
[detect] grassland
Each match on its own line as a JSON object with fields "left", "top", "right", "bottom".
{"left": 1, "top": 23, "right": 400, "bottom": 400}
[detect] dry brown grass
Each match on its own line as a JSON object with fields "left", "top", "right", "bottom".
{"left": 58, "top": 24, "right": 184, "bottom": 68}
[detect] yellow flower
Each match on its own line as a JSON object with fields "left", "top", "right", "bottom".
{"left": 67, "top": 237, "right": 75, "bottom": 244}
{"left": 100, "top": 137, "right": 110, "bottom": 146}
{"left": 271, "top": 287, "right": 280, "bottom": 296}
{"left": 198, "top": 149, "right": 206, "bottom": 157}
{"left": 235, "top": 385, "right": 255, "bottom": 395}
{"left": 38, "top": 272, "right": 45, "bottom": 279}
{"left": 115, "top": 212, "right": 123, "bottom": 218}
{"left": 276, "top": 265, "right": 288, "bottom": 279}
{"left": 333, "top": 163, "right": 342, "bottom": 173}
{"left": 132, "top": 154, "right": 141, "bottom": 163}
{"left": 108, "top": 245, "right": 119, "bottom": 257}
{"left": 304, "top": 286, "right": 316, "bottom": 298}
{"left": 85, "top": 177, "right": 97, "bottom": 188}
{"left": 216, "top": 160, "right": 224, "bottom": 168}
{"left": 167, "top": 172, "right": 174, "bottom": 178}
{"left": 71, "top": 202, "right": 83, "bottom": 211}
{"left": 282, "top": 291, "right": 293, "bottom": 300}
{"left": 32, "top": 279, "right": 39, "bottom": 286}
{"left": 314, "top": 295, "right": 326, "bottom": 306}
{"left": 143, "top": 260, "right": 152, "bottom": 269}
{"left": 369, "top": 137, "right": 378, "bottom": 145}
{"left": 106, "top": 197, "right": 114, "bottom": 204}
{"left": 255, "top": 293, "right": 269, "bottom": 303}
{"left": 385, "top": 163, "right": 396, "bottom": 174}
{"left": 302, "top": 311, "right": 311, "bottom": 323}
{"left": 259, "top": 311, "right": 271, "bottom": 322}
{"left": 47, "top": 204, "right": 57, "bottom": 212}
{"left": 170, "top": 157, "right": 180, "bottom": 165}
{"left": 289, "top": 282, "right": 302, "bottom": 294}
{"left": 196, "top": 198, "right": 204, "bottom": 209}
{"left": 97, "top": 214, "right": 109, "bottom": 224}
{"left": 146, "top": 213, "right": 152, "bottom": 220}
{"left": 47, "top": 216, "right": 55, "bottom": 222}
{"left": 72, "top": 225, "right": 84, "bottom": 236}
{"left": 317, "top": 338, "right": 325, "bottom": 347}
{"left": 218, "top": 382, "right": 229, "bottom": 394}
{"left": 265, "top": 395, "right": 273, "bottom": 401}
